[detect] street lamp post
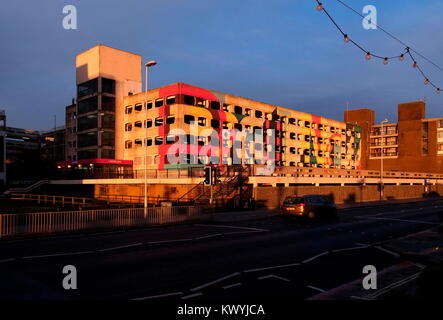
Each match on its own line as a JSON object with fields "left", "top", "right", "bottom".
{"left": 144, "top": 61, "right": 157, "bottom": 217}
{"left": 380, "top": 118, "right": 389, "bottom": 201}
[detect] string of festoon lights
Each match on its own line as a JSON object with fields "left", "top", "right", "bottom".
{"left": 315, "top": 0, "right": 442, "bottom": 94}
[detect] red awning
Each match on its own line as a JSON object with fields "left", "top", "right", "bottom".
{"left": 57, "top": 158, "right": 133, "bottom": 167}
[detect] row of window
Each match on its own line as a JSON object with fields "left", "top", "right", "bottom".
{"left": 124, "top": 96, "right": 358, "bottom": 136}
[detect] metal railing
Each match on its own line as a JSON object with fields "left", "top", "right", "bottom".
{"left": 9, "top": 193, "right": 94, "bottom": 206}
{"left": 0, "top": 205, "right": 211, "bottom": 238}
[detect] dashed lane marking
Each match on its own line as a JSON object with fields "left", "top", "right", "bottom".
{"left": 258, "top": 274, "right": 290, "bottom": 282}
{"left": 307, "top": 285, "right": 326, "bottom": 293}
{"left": 23, "top": 251, "right": 93, "bottom": 259}
{"left": 374, "top": 246, "right": 401, "bottom": 258}
{"left": 244, "top": 263, "right": 300, "bottom": 273}
{"left": 302, "top": 251, "right": 330, "bottom": 264}
{"left": 222, "top": 282, "right": 242, "bottom": 289}
{"left": 190, "top": 272, "right": 241, "bottom": 292}
{"left": 181, "top": 292, "right": 203, "bottom": 300}
{"left": 98, "top": 243, "right": 143, "bottom": 252}
{"left": 132, "top": 291, "right": 183, "bottom": 301}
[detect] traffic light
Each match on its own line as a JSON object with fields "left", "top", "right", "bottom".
{"left": 204, "top": 167, "right": 212, "bottom": 185}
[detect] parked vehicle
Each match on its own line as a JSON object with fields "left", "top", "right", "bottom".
{"left": 281, "top": 194, "right": 337, "bottom": 219}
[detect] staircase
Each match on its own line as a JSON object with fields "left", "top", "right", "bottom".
{"left": 3, "top": 180, "right": 50, "bottom": 196}
{"left": 177, "top": 166, "right": 251, "bottom": 207}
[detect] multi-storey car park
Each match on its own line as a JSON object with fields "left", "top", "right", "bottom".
{"left": 122, "top": 82, "right": 362, "bottom": 173}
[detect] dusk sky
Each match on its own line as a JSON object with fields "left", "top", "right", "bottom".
{"left": 0, "top": 0, "right": 442, "bottom": 130}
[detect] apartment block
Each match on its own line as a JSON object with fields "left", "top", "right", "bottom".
{"left": 345, "top": 101, "right": 443, "bottom": 173}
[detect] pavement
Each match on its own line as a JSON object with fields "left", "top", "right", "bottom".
{"left": 0, "top": 197, "right": 442, "bottom": 301}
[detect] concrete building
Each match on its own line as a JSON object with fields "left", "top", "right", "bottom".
{"left": 71, "top": 45, "right": 142, "bottom": 160}
{"left": 345, "top": 101, "right": 443, "bottom": 173}
{"left": 122, "top": 83, "right": 363, "bottom": 173}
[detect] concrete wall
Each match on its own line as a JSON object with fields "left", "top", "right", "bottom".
{"left": 94, "top": 183, "right": 195, "bottom": 203}
{"left": 254, "top": 184, "right": 443, "bottom": 209}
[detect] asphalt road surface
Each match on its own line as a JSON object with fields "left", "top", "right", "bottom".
{"left": 0, "top": 199, "right": 441, "bottom": 301}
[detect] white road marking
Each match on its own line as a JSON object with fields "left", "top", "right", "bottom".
{"left": 360, "top": 216, "right": 437, "bottom": 225}
{"left": 244, "top": 263, "right": 300, "bottom": 273}
{"left": 350, "top": 295, "right": 372, "bottom": 300}
{"left": 366, "top": 272, "right": 421, "bottom": 299}
{"left": 99, "top": 243, "right": 142, "bottom": 252}
{"left": 148, "top": 239, "right": 193, "bottom": 245}
{"left": 23, "top": 251, "right": 93, "bottom": 259}
{"left": 0, "top": 258, "right": 15, "bottom": 263}
{"left": 194, "top": 233, "right": 223, "bottom": 240}
{"left": 190, "top": 272, "right": 241, "bottom": 292}
{"left": 222, "top": 282, "right": 242, "bottom": 289}
{"left": 307, "top": 285, "right": 325, "bottom": 293}
{"left": 132, "top": 291, "right": 183, "bottom": 301}
{"left": 194, "top": 224, "right": 269, "bottom": 232}
{"left": 181, "top": 292, "right": 203, "bottom": 300}
{"left": 374, "top": 246, "right": 401, "bottom": 258}
{"left": 258, "top": 274, "right": 290, "bottom": 282}
{"left": 331, "top": 245, "right": 369, "bottom": 253}
{"left": 302, "top": 251, "right": 330, "bottom": 264}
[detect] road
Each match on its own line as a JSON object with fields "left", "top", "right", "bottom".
{"left": 0, "top": 199, "right": 441, "bottom": 301}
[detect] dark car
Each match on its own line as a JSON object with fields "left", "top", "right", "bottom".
{"left": 281, "top": 194, "right": 337, "bottom": 219}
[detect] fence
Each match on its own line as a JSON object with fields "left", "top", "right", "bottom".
{"left": 0, "top": 205, "right": 212, "bottom": 239}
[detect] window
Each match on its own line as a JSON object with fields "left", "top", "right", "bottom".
{"left": 155, "top": 117, "right": 164, "bottom": 126}
{"left": 77, "top": 78, "right": 98, "bottom": 98}
{"left": 134, "top": 121, "right": 142, "bottom": 128}
{"left": 125, "top": 123, "right": 132, "bottom": 131}
{"left": 166, "top": 96, "right": 176, "bottom": 105}
{"left": 289, "top": 132, "right": 296, "bottom": 140}
{"left": 134, "top": 104, "right": 143, "bottom": 112}
{"left": 210, "top": 101, "right": 220, "bottom": 110}
{"left": 134, "top": 139, "right": 143, "bottom": 146}
{"left": 184, "top": 115, "right": 195, "bottom": 124}
{"left": 166, "top": 116, "right": 175, "bottom": 125}
{"left": 223, "top": 104, "right": 229, "bottom": 112}
{"left": 125, "top": 106, "right": 133, "bottom": 114}
{"left": 196, "top": 98, "right": 207, "bottom": 108}
{"left": 288, "top": 118, "right": 296, "bottom": 125}
{"left": 304, "top": 121, "right": 311, "bottom": 128}
{"left": 77, "top": 114, "right": 98, "bottom": 131}
{"left": 255, "top": 110, "right": 263, "bottom": 118}
{"left": 198, "top": 117, "right": 206, "bottom": 126}
{"left": 155, "top": 99, "right": 163, "bottom": 107}
{"left": 145, "top": 119, "right": 152, "bottom": 128}
{"left": 438, "top": 131, "right": 443, "bottom": 139}
{"left": 234, "top": 106, "right": 242, "bottom": 115}
{"left": 234, "top": 123, "right": 242, "bottom": 131}
{"left": 145, "top": 137, "right": 153, "bottom": 147}
{"left": 78, "top": 97, "right": 98, "bottom": 115}
{"left": 166, "top": 135, "right": 177, "bottom": 144}
{"left": 155, "top": 136, "right": 163, "bottom": 145}
{"left": 245, "top": 108, "right": 252, "bottom": 116}
{"left": 78, "top": 132, "right": 97, "bottom": 148}
{"left": 290, "top": 147, "right": 296, "bottom": 154}
{"left": 184, "top": 95, "right": 195, "bottom": 106}
{"left": 146, "top": 101, "right": 153, "bottom": 109}
{"left": 211, "top": 119, "right": 220, "bottom": 128}
{"left": 102, "top": 78, "right": 115, "bottom": 94}
{"left": 101, "top": 96, "right": 115, "bottom": 111}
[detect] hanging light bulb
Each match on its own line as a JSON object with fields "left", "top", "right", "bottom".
{"left": 437, "top": 88, "right": 442, "bottom": 94}
{"left": 399, "top": 54, "right": 404, "bottom": 61}
{"left": 344, "top": 34, "right": 350, "bottom": 43}
{"left": 424, "top": 79, "right": 430, "bottom": 85}
{"left": 413, "top": 61, "right": 418, "bottom": 68}
{"left": 383, "top": 57, "right": 389, "bottom": 65}
{"left": 316, "top": 2, "right": 323, "bottom": 11}
{"left": 365, "top": 52, "right": 372, "bottom": 60}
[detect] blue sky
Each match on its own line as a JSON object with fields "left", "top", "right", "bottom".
{"left": 0, "top": 0, "right": 442, "bottom": 130}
